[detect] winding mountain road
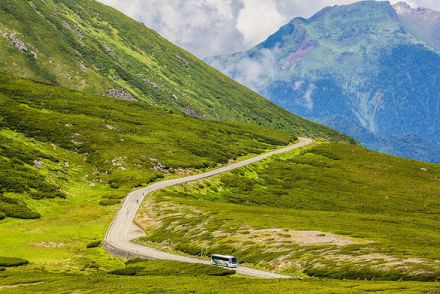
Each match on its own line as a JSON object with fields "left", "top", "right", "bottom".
{"left": 104, "top": 137, "right": 313, "bottom": 279}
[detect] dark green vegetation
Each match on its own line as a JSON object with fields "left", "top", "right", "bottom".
{"left": 86, "top": 240, "right": 101, "bottom": 249}
{"left": 0, "top": 134, "right": 64, "bottom": 219}
{"left": 0, "top": 0, "right": 351, "bottom": 141}
{"left": 109, "top": 259, "right": 234, "bottom": 277}
{"left": 138, "top": 143, "right": 440, "bottom": 281}
{"left": 0, "top": 257, "right": 28, "bottom": 267}
{"left": 1, "top": 270, "right": 439, "bottom": 293}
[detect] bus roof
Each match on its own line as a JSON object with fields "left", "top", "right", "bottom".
{"left": 211, "top": 254, "right": 236, "bottom": 259}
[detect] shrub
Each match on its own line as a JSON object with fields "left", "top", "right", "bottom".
{"left": 125, "top": 258, "right": 147, "bottom": 265}
{"left": 0, "top": 267, "right": 5, "bottom": 271}
{"left": 176, "top": 243, "right": 203, "bottom": 256}
{"left": 102, "top": 193, "right": 125, "bottom": 200}
{"left": 108, "top": 180, "right": 120, "bottom": 189}
{"left": 86, "top": 240, "right": 101, "bottom": 248}
{"left": 109, "top": 266, "right": 145, "bottom": 276}
{"left": 0, "top": 257, "right": 29, "bottom": 267}
{"left": 98, "top": 199, "right": 120, "bottom": 206}
{"left": 30, "top": 190, "right": 66, "bottom": 200}
{"left": 0, "top": 197, "right": 41, "bottom": 219}
{"left": 304, "top": 265, "right": 440, "bottom": 282}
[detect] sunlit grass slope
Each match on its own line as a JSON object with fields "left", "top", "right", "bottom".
{"left": 138, "top": 142, "right": 440, "bottom": 281}
{"left": 0, "top": 73, "right": 300, "bottom": 272}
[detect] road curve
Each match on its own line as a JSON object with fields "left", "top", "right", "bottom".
{"left": 104, "top": 137, "right": 313, "bottom": 279}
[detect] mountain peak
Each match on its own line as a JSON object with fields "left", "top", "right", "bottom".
{"left": 393, "top": 1, "right": 440, "bottom": 51}
{"left": 393, "top": 2, "right": 412, "bottom": 12}
{"left": 308, "top": 1, "right": 397, "bottom": 23}
{"left": 393, "top": 1, "right": 440, "bottom": 18}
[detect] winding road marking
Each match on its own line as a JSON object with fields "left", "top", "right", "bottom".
{"left": 104, "top": 137, "right": 313, "bottom": 279}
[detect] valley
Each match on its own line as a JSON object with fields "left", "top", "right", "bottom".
{"left": 0, "top": 0, "right": 439, "bottom": 293}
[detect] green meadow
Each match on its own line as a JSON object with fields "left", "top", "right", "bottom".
{"left": 1, "top": 267, "right": 439, "bottom": 293}
{"left": 0, "top": 73, "right": 297, "bottom": 273}
{"left": 137, "top": 142, "right": 440, "bottom": 281}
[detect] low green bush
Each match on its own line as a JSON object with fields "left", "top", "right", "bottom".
{"left": 0, "top": 196, "right": 41, "bottom": 219}
{"left": 86, "top": 240, "right": 101, "bottom": 248}
{"left": 125, "top": 258, "right": 147, "bottom": 265}
{"left": 98, "top": 199, "right": 121, "bottom": 206}
{"left": 102, "top": 193, "right": 125, "bottom": 200}
{"left": 176, "top": 243, "right": 203, "bottom": 256}
{"left": 304, "top": 265, "right": 440, "bottom": 282}
{"left": 30, "top": 190, "right": 66, "bottom": 200}
{"left": 109, "top": 266, "right": 145, "bottom": 276}
{"left": 109, "top": 260, "right": 234, "bottom": 277}
{"left": 0, "top": 257, "right": 29, "bottom": 267}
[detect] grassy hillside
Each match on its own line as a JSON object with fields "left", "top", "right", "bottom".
{"left": 0, "top": 0, "right": 351, "bottom": 141}
{"left": 0, "top": 76, "right": 437, "bottom": 291}
{"left": 0, "top": 73, "right": 304, "bottom": 276}
{"left": 136, "top": 142, "right": 440, "bottom": 281}
{"left": 0, "top": 73, "right": 297, "bottom": 221}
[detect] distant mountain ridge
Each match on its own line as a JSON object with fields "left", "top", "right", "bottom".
{"left": 0, "top": 0, "right": 350, "bottom": 142}
{"left": 207, "top": 1, "right": 440, "bottom": 163}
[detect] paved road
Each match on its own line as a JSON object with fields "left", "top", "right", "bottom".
{"left": 104, "top": 137, "right": 313, "bottom": 279}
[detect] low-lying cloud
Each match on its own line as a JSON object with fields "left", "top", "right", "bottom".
{"left": 98, "top": 0, "right": 440, "bottom": 58}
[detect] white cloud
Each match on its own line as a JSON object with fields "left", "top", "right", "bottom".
{"left": 98, "top": 0, "right": 440, "bottom": 57}
{"left": 236, "top": 0, "right": 287, "bottom": 48}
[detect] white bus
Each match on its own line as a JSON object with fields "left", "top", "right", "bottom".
{"left": 211, "top": 254, "right": 238, "bottom": 268}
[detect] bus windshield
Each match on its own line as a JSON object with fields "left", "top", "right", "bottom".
{"left": 230, "top": 257, "right": 237, "bottom": 264}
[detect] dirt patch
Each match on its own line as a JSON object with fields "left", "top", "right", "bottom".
{"left": 291, "top": 230, "right": 355, "bottom": 246}
{"left": 136, "top": 198, "right": 163, "bottom": 231}
{"left": 229, "top": 228, "right": 358, "bottom": 246}
{"left": 31, "top": 241, "right": 64, "bottom": 248}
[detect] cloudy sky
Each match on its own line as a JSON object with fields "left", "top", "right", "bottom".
{"left": 98, "top": 0, "right": 440, "bottom": 58}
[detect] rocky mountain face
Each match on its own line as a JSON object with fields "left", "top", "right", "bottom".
{"left": 207, "top": 1, "right": 440, "bottom": 163}
{"left": 394, "top": 1, "right": 440, "bottom": 51}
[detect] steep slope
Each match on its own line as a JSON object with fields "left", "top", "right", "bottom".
{"left": 0, "top": 0, "right": 350, "bottom": 141}
{"left": 207, "top": 1, "right": 440, "bottom": 163}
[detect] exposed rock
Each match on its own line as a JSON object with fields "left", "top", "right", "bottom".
{"left": 112, "top": 157, "right": 127, "bottom": 170}
{"left": 184, "top": 107, "right": 207, "bottom": 119}
{"left": 79, "top": 63, "right": 88, "bottom": 73}
{"left": 3, "top": 32, "right": 38, "bottom": 59}
{"left": 9, "top": 32, "right": 28, "bottom": 53}
{"left": 33, "top": 160, "right": 43, "bottom": 169}
{"left": 420, "top": 167, "right": 428, "bottom": 172}
{"left": 104, "top": 45, "right": 113, "bottom": 53}
{"left": 105, "top": 88, "right": 136, "bottom": 101}
{"left": 144, "top": 79, "right": 160, "bottom": 90}
{"left": 175, "top": 54, "right": 189, "bottom": 65}
{"left": 31, "top": 241, "right": 64, "bottom": 248}
{"left": 65, "top": 123, "right": 74, "bottom": 127}
{"left": 152, "top": 161, "right": 169, "bottom": 173}
{"left": 62, "top": 21, "right": 84, "bottom": 39}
